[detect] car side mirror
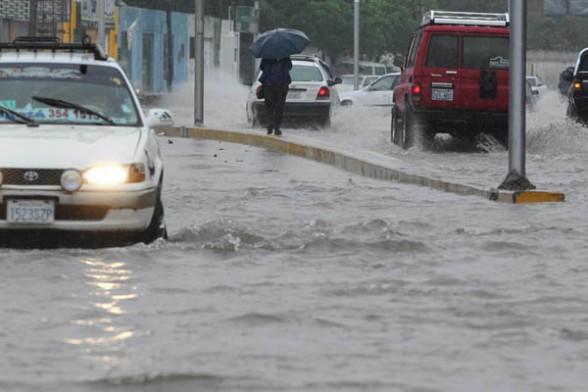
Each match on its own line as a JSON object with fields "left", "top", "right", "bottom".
{"left": 562, "top": 70, "right": 574, "bottom": 82}
{"left": 147, "top": 108, "right": 175, "bottom": 128}
{"left": 328, "top": 77, "right": 342, "bottom": 87}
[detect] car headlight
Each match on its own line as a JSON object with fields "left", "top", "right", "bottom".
{"left": 61, "top": 169, "right": 83, "bottom": 192}
{"left": 84, "top": 164, "right": 146, "bottom": 185}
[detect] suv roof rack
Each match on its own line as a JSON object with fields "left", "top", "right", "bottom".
{"left": 422, "top": 10, "right": 509, "bottom": 27}
{"left": 0, "top": 36, "right": 108, "bottom": 61}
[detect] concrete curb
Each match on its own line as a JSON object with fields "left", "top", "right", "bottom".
{"left": 164, "top": 126, "right": 564, "bottom": 204}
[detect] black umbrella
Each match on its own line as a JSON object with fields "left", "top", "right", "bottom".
{"left": 249, "top": 28, "right": 310, "bottom": 59}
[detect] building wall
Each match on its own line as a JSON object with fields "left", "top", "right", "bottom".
{"left": 119, "top": 7, "right": 189, "bottom": 94}
{"left": 0, "top": 0, "right": 31, "bottom": 21}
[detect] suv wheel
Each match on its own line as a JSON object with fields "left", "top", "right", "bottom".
{"left": 391, "top": 106, "right": 400, "bottom": 144}
{"left": 400, "top": 107, "right": 415, "bottom": 149}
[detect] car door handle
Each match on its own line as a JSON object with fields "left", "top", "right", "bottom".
{"left": 446, "top": 70, "right": 458, "bottom": 75}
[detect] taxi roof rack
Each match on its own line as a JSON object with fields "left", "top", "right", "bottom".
{"left": 0, "top": 36, "right": 108, "bottom": 61}
{"left": 422, "top": 10, "right": 510, "bottom": 27}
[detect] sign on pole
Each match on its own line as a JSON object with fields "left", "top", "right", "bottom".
{"left": 234, "top": 6, "right": 259, "bottom": 34}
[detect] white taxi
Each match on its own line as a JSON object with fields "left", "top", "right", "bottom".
{"left": 0, "top": 38, "right": 173, "bottom": 245}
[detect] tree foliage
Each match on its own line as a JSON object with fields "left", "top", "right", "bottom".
{"left": 126, "top": 0, "right": 588, "bottom": 59}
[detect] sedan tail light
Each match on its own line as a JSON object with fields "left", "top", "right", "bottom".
{"left": 317, "top": 86, "right": 330, "bottom": 99}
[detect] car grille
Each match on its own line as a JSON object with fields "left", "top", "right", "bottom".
{"left": 0, "top": 204, "right": 109, "bottom": 221}
{"left": 0, "top": 169, "right": 64, "bottom": 186}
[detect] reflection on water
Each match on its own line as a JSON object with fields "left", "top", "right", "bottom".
{"left": 65, "top": 259, "right": 135, "bottom": 347}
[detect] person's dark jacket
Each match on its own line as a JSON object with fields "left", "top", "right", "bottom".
{"left": 259, "top": 58, "right": 292, "bottom": 86}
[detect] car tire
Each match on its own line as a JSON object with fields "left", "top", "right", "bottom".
{"left": 391, "top": 106, "right": 401, "bottom": 145}
{"left": 400, "top": 107, "right": 415, "bottom": 149}
{"left": 141, "top": 182, "right": 167, "bottom": 244}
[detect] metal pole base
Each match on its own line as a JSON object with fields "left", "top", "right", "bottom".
{"left": 498, "top": 169, "right": 536, "bottom": 191}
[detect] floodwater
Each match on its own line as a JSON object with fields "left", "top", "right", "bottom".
{"left": 1, "top": 76, "right": 588, "bottom": 391}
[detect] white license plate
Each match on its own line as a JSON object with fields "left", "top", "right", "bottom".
{"left": 432, "top": 88, "right": 454, "bottom": 101}
{"left": 7, "top": 200, "right": 55, "bottom": 224}
{"left": 287, "top": 91, "right": 303, "bottom": 100}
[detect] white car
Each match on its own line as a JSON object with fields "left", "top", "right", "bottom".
{"left": 339, "top": 72, "right": 401, "bottom": 107}
{"left": 335, "top": 74, "right": 378, "bottom": 94}
{"left": 0, "top": 38, "right": 173, "bottom": 245}
{"left": 246, "top": 55, "right": 341, "bottom": 127}
{"left": 526, "top": 75, "right": 548, "bottom": 98}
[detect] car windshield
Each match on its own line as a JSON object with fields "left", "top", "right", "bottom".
{"left": 368, "top": 75, "right": 399, "bottom": 91}
{"left": 0, "top": 63, "right": 140, "bottom": 126}
{"left": 291, "top": 64, "right": 324, "bottom": 82}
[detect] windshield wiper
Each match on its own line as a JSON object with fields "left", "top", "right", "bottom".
{"left": 32, "top": 96, "right": 116, "bottom": 125}
{"left": 0, "top": 105, "right": 39, "bottom": 127}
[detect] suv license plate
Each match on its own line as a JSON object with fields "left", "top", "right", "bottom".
{"left": 7, "top": 200, "right": 55, "bottom": 224}
{"left": 432, "top": 88, "right": 454, "bottom": 101}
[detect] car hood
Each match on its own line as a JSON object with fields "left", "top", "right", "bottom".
{"left": 0, "top": 124, "right": 143, "bottom": 169}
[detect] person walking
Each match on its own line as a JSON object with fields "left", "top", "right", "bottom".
{"left": 259, "top": 57, "right": 292, "bottom": 135}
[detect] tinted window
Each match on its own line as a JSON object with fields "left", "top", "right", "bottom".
{"left": 406, "top": 31, "right": 423, "bottom": 67}
{"left": 463, "top": 36, "right": 509, "bottom": 69}
{"left": 290, "top": 65, "right": 323, "bottom": 82}
{"left": 426, "top": 35, "right": 458, "bottom": 68}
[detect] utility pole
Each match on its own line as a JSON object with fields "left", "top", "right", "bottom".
{"left": 97, "top": 0, "right": 106, "bottom": 49}
{"left": 353, "top": 0, "right": 360, "bottom": 90}
{"left": 166, "top": 0, "right": 174, "bottom": 92}
{"left": 28, "top": 0, "right": 38, "bottom": 36}
{"left": 499, "top": 0, "right": 535, "bottom": 190}
{"left": 194, "top": 0, "right": 205, "bottom": 125}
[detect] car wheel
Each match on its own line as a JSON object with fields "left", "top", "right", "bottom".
{"left": 141, "top": 182, "right": 167, "bottom": 244}
{"left": 400, "top": 107, "right": 415, "bottom": 149}
{"left": 391, "top": 106, "right": 401, "bottom": 145}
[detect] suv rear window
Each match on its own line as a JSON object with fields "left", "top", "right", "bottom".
{"left": 291, "top": 65, "right": 323, "bottom": 82}
{"left": 426, "top": 35, "right": 458, "bottom": 68}
{"left": 463, "top": 36, "right": 509, "bottom": 69}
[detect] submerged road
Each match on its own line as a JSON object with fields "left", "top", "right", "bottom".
{"left": 1, "top": 76, "right": 588, "bottom": 391}
{"left": 1, "top": 137, "right": 587, "bottom": 391}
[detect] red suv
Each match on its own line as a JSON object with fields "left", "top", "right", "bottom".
{"left": 392, "top": 11, "right": 510, "bottom": 149}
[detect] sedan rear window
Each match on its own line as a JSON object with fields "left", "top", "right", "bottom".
{"left": 291, "top": 65, "right": 323, "bottom": 82}
{"left": 463, "top": 36, "right": 509, "bottom": 69}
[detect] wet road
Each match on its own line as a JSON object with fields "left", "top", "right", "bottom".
{"left": 2, "top": 77, "right": 588, "bottom": 391}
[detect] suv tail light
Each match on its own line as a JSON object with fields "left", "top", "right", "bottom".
{"left": 411, "top": 83, "right": 422, "bottom": 106}
{"left": 317, "top": 86, "right": 330, "bottom": 99}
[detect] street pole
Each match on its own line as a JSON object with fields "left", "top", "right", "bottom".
{"left": 499, "top": 0, "right": 535, "bottom": 190}
{"left": 194, "top": 0, "right": 205, "bottom": 125}
{"left": 28, "top": 0, "right": 38, "bottom": 36}
{"left": 353, "top": 0, "right": 360, "bottom": 90}
{"left": 97, "top": 0, "right": 106, "bottom": 49}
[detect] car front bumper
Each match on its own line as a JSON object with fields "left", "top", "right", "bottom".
{"left": 0, "top": 187, "right": 157, "bottom": 231}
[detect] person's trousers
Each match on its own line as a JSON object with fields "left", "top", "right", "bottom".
{"left": 264, "top": 84, "right": 289, "bottom": 130}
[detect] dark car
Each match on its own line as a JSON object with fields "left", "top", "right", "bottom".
{"left": 562, "top": 50, "right": 588, "bottom": 123}
{"left": 391, "top": 10, "right": 510, "bottom": 149}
